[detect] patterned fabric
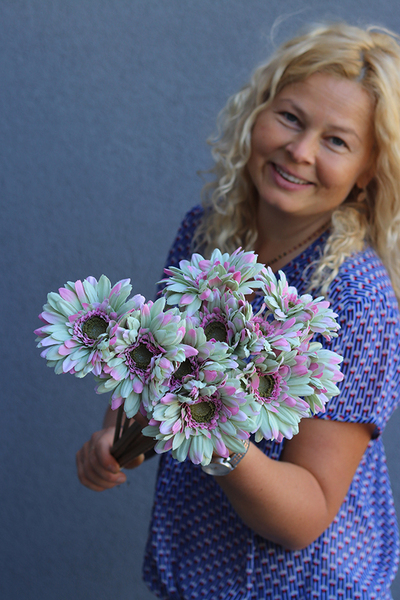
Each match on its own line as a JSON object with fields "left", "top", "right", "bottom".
{"left": 143, "top": 206, "right": 400, "bottom": 600}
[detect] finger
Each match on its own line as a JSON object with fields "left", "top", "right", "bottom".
{"left": 76, "top": 446, "right": 114, "bottom": 492}
{"left": 76, "top": 443, "right": 109, "bottom": 491}
{"left": 81, "top": 447, "right": 125, "bottom": 491}
{"left": 87, "top": 436, "right": 126, "bottom": 487}
{"left": 75, "top": 442, "right": 110, "bottom": 491}
{"left": 77, "top": 437, "right": 126, "bottom": 491}
{"left": 91, "top": 429, "right": 122, "bottom": 474}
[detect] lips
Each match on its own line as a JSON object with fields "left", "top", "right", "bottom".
{"left": 273, "top": 163, "right": 313, "bottom": 185}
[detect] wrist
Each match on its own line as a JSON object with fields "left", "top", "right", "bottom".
{"left": 202, "top": 440, "right": 250, "bottom": 476}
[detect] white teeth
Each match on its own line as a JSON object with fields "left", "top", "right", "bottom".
{"left": 275, "top": 164, "right": 309, "bottom": 185}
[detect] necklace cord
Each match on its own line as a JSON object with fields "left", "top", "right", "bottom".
{"left": 268, "top": 220, "right": 331, "bottom": 266}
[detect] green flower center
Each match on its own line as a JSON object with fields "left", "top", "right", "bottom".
{"left": 190, "top": 401, "right": 216, "bottom": 423}
{"left": 204, "top": 320, "right": 227, "bottom": 342}
{"left": 258, "top": 374, "right": 275, "bottom": 399}
{"left": 130, "top": 343, "right": 154, "bottom": 369}
{"left": 174, "top": 359, "right": 193, "bottom": 379}
{"left": 81, "top": 316, "right": 108, "bottom": 340}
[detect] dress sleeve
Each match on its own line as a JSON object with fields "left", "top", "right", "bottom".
{"left": 316, "top": 293, "right": 400, "bottom": 435}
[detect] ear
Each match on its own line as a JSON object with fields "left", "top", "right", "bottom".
{"left": 354, "top": 185, "right": 367, "bottom": 203}
{"left": 356, "top": 164, "right": 375, "bottom": 189}
{"left": 356, "top": 146, "right": 377, "bottom": 189}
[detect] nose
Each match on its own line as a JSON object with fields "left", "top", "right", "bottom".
{"left": 286, "top": 132, "right": 318, "bottom": 164}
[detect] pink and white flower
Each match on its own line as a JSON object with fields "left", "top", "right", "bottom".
{"left": 96, "top": 298, "right": 197, "bottom": 417}
{"left": 35, "top": 276, "right": 142, "bottom": 377}
{"left": 258, "top": 268, "right": 340, "bottom": 340}
{"left": 161, "top": 248, "right": 266, "bottom": 315}
{"left": 246, "top": 348, "right": 312, "bottom": 443}
{"left": 142, "top": 376, "right": 258, "bottom": 465}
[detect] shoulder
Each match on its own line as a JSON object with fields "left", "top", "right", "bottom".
{"left": 324, "top": 246, "right": 400, "bottom": 376}
{"left": 177, "top": 205, "right": 204, "bottom": 237}
{"left": 317, "top": 247, "right": 400, "bottom": 430}
{"left": 328, "top": 246, "right": 398, "bottom": 316}
{"left": 163, "top": 205, "right": 204, "bottom": 270}
{"left": 171, "top": 205, "right": 203, "bottom": 247}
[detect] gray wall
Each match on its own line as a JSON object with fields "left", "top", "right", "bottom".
{"left": 1, "top": 2, "right": 400, "bottom": 599}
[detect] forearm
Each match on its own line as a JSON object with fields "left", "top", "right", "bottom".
{"left": 214, "top": 419, "right": 373, "bottom": 550}
{"left": 215, "top": 441, "right": 329, "bottom": 550}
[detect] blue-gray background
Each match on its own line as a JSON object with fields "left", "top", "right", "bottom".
{"left": 1, "top": 2, "right": 400, "bottom": 599}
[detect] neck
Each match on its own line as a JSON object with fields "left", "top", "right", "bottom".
{"left": 254, "top": 204, "right": 332, "bottom": 269}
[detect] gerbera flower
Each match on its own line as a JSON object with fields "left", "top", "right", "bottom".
{"left": 168, "top": 319, "right": 237, "bottom": 395}
{"left": 247, "top": 348, "right": 313, "bottom": 443}
{"left": 194, "top": 290, "right": 258, "bottom": 363}
{"left": 142, "top": 376, "right": 258, "bottom": 465}
{"left": 161, "top": 247, "right": 265, "bottom": 315}
{"left": 96, "top": 298, "right": 197, "bottom": 418}
{"left": 248, "top": 310, "right": 304, "bottom": 355}
{"left": 302, "top": 342, "right": 344, "bottom": 413}
{"left": 258, "top": 268, "right": 340, "bottom": 340}
{"left": 304, "top": 298, "right": 341, "bottom": 341}
{"left": 35, "top": 276, "right": 142, "bottom": 377}
{"left": 257, "top": 268, "right": 309, "bottom": 321}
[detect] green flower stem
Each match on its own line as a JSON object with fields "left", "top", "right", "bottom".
{"left": 113, "top": 404, "right": 125, "bottom": 445}
{"left": 111, "top": 420, "right": 142, "bottom": 457}
{"left": 115, "top": 435, "right": 157, "bottom": 467}
{"left": 111, "top": 420, "right": 156, "bottom": 465}
{"left": 122, "top": 414, "right": 131, "bottom": 434}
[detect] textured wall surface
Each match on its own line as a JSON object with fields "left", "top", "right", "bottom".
{"left": 1, "top": 2, "right": 400, "bottom": 599}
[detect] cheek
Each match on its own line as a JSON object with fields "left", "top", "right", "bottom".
{"left": 246, "top": 155, "right": 259, "bottom": 189}
{"left": 247, "top": 136, "right": 268, "bottom": 176}
{"left": 317, "top": 165, "right": 360, "bottom": 207}
{"left": 317, "top": 158, "right": 356, "bottom": 192}
{"left": 250, "top": 133, "right": 268, "bottom": 158}
{"left": 251, "top": 115, "right": 278, "bottom": 154}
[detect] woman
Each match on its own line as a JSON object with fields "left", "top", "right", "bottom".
{"left": 77, "top": 22, "right": 400, "bottom": 599}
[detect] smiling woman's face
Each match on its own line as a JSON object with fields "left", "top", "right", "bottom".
{"left": 247, "top": 72, "right": 376, "bottom": 221}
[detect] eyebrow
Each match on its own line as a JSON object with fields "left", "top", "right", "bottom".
{"left": 278, "top": 98, "right": 363, "bottom": 143}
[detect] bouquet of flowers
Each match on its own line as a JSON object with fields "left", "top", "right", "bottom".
{"left": 35, "top": 249, "right": 344, "bottom": 467}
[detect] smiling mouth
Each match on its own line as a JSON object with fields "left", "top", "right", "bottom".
{"left": 273, "top": 163, "right": 312, "bottom": 185}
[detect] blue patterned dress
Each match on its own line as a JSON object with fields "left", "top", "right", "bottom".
{"left": 143, "top": 206, "right": 400, "bottom": 599}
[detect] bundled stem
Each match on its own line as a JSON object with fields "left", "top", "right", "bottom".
{"left": 111, "top": 406, "right": 156, "bottom": 467}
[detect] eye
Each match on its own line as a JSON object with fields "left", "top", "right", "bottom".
{"left": 329, "top": 136, "right": 347, "bottom": 148}
{"left": 282, "top": 111, "right": 299, "bottom": 124}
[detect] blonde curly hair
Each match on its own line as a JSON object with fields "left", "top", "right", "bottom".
{"left": 194, "top": 22, "right": 400, "bottom": 300}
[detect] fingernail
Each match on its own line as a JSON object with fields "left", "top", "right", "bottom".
{"left": 116, "top": 475, "right": 125, "bottom": 484}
